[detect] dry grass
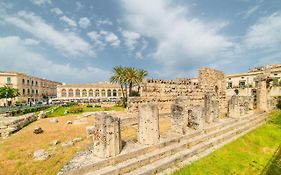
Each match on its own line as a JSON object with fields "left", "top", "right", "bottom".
{"left": 0, "top": 115, "right": 95, "bottom": 175}
{"left": 0, "top": 115, "right": 172, "bottom": 175}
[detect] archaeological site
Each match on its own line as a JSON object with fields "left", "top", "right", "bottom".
{"left": 50, "top": 66, "right": 278, "bottom": 175}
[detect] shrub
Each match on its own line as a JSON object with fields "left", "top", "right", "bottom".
{"left": 86, "top": 104, "right": 93, "bottom": 107}
{"left": 94, "top": 104, "right": 101, "bottom": 108}
{"left": 104, "top": 107, "right": 110, "bottom": 111}
{"left": 62, "top": 102, "right": 78, "bottom": 107}
{"left": 68, "top": 106, "right": 83, "bottom": 113}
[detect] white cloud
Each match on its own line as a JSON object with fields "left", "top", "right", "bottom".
{"left": 79, "top": 17, "right": 90, "bottom": 28}
{"left": 30, "top": 0, "right": 51, "bottom": 6}
{"left": 23, "top": 38, "right": 39, "bottom": 46}
{"left": 5, "top": 11, "right": 94, "bottom": 56}
{"left": 59, "top": 15, "right": 77, "bottom": 28}
{"left": 97, "top": 19, "right": 113, "bottom": 26}
{"left": 244, "top": 12, "right": 281, "bottom": 50}
{"left": 122, "top": 30, "right": 141, "bottom": 50}
{"left": 87, "top": 31, "right": 106, "bottom": 49}
{"left": 136, "top": 39, "right": 148, "bottom": 59}
{"left": 99, "top": 30, "right": 121, "bottom": 47}
{"left": 0, "top": 36, "right": 109, "bottom": 83}
{"left": 121, "top": 0, "right": 232, "bottom": 76}
{"left": 51, "top": 8, "right": 63, "bottom": 15}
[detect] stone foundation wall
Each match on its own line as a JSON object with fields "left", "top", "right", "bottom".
{"left": 127, "top": 67, "right": 227, "bottom": 117}
{"left": 0, "top": 113, "right": 38, "bottom": 138}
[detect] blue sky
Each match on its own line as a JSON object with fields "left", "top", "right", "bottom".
{"left": 0, "top": 0, "right": 280, "bottom": 83}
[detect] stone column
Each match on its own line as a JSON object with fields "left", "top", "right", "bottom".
{"left": 171, "top": 98, "right": 188, "bottom": 134}
{"left": 256, "top": 80, "right": 268, "bottom": 111}
{"left": 92, "top": 112, "right": 121, "bottom": 158}
{"left": 228, "top": 95, "right": 240, "bottom": 118}
{"left": 138, "top": 103, "right": 160, "bottom": 145}
{"left": 188, "top": 106, "right": 204, "bottom": 130}
{"left": 204, "top": 92, "right": 219, "bottom": 123}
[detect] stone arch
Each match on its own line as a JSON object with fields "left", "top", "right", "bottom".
{"left": 107, "top": 89, "right": 112, "bottom": 97}
{"left": 95, "top": 89, "right": 100, "bottom": 97}
{"left": 75, "top": 89, "right": 80, "bottom": 97}
{"left": 82, "top": 89, "right": 87, "bottom": 97}
{"left": 112, "top": 89, "right": 117, "bottom": 97}
{"left": 101, "top": 89, "right": 106, "bottom": 97}
{"left": 62, "top": 89, "right": 67, "bottom": 97}
{"left": 68, "top": 89, "right": 73, "bottom": 97}
{"left": 89, "top": 89, "right": 93, "bottom": 97}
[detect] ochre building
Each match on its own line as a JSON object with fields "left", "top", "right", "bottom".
{"left": 55, "top": 83, "right": 122, "bottom": 102}
{"left": 0, "top": 71, "right": 62, "bottom": 106}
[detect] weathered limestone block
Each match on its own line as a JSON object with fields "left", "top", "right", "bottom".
{"left": 228, "top": 95, "right": 240, "bottom": 118}
{"left": 255, "top": 76, "right": 269, "bottom": 111}
{"left": 92, "top": 113, "right": 121, "bottom": 158}
{"left": 138, "top": 103, "right": 160, "bottom": 145}
{"left": 204, "top": 92, "right": 219, "bottom": 123}
{"left": 228, "top": 95, "right": 252, "bottom": 118}
{"left": 171, "top": 98, "right": 188, "bottom": 134}
{"left": 188, "top": 106, "right": 204, "bottom": 130}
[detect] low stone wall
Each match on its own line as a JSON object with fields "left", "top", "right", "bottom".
{"left": 0, "top": 113, "right": 38, "bottom": 138}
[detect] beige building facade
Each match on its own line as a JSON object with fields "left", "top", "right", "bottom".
{"left": 226, "top": 64, "right": 281, "bottom": 97}
{"left": 0, "top": 71, "right": 62, "bottom": 106}
{"left": 55, "top": 83, "right": 122, "bottom": 102}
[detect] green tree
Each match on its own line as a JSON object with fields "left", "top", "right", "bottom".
{"left": 0, "top": 86, "right": 20, "bottom": 106}
{"left": 110, "top": 66, "right": 148, "bottom": 107}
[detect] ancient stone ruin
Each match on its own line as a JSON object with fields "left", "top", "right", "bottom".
{"left": 138, "top": 103, "right": 160, "bottom": 145}
{"left": 92, "top": 112, "right": 121, "bottom": 158}
{"left": 171, "top": 98, "right": 188, "bottom": 134}
{"left": 60, "top": 66, "right": 278, "bottom": 175}
{"left": 204, "top": 92, "right": 219, "bottom": 123}
{"left": 187, "top": 106, "right": 204, "bottom": 130}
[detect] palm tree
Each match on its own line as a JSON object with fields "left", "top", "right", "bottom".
{"left": 136, "top": 69, "right": 148, "bottom": 94}
{"left": 124, "top": 67, "right": 139, "bottom": 97}
{"left": 110, "top": 66, "right": 148, "bottom": 107}
{"left": 110, "top": 66, "right": 127, "bottom": 106}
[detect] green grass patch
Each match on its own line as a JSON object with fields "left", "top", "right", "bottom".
{"left": 174, "top": 110, "right": 281, "bottom": 175}
{"left": 46, "top": 105, "right": 125, "bottom": 118}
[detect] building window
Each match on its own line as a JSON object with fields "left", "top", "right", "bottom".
{"left": 22, "top": 89, "right": 25, "bottom": 95}
{"left": 22, "top": 79, "right": 25, "bottom": 84}
{"left": 89, "top": 89, "right": 93, "bottom": 97}
{"left": 32, "top": 89, "right": 34, "bottom": 94}
{"left": 227, "top": 82, "right": 232, "bottom": 88}
{"left": 62, "top": 89, "right": 67, "bottom": 97}
{"left": 228, "top": 78, "right": 231, "bottom": 80}
{"left": 32, "top": 80, "right": 34, "bottom": 85}
{"left": 36, "top": 89, "right": 38, "bottom": 94}
{"left": 68, "top": 89, "right": 73, "bottom": 97}
{"left": 82, "top": 89, "right": 87, "bottom": 97}
{"left": 101, "top": 89, "right": 106, "bottom": 97}
{"left": 95, "top": 89, "right": 100, "bottom": 97}
{"left": 36, "top": 81, "right": 38, "bottom": 86}
{"left": 28, "top": 89, "right": 30, "bottom": 94}
{"left": 75, "top": 89, "right": 80, "bottom": 97}
{"left": 241, "top": 77, "right": 244, "bottom": 79}
{"left": 27, "top": 80, "right": 30, "bottom": 85}
{"left": 6, "top": 77, "right": 11, "bottom": 84}
{"left": 107, "top": 89, "right": 112, "bottom": 97}
{"left": 239, "top": 81, "right": 246, "bottom": 88}
{"left": 113, "top": 89, "right": 117, "bottom": 97}
{"left": 274, "top": 73, "right": 278, "bottom": 76}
